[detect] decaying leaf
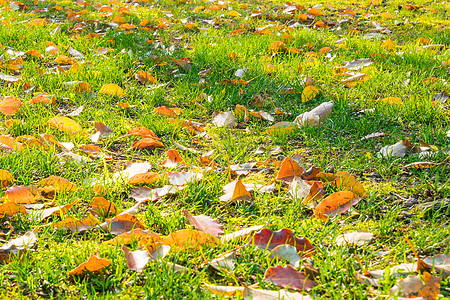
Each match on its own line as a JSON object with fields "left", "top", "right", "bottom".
{"left": 54, "top": 213, "right": 101, "bottom": 232}
{"left": 294, "top": 101, "right": 333, "bottom": 127}
{"left": 122, "top": 244, "right": 170, "bottom": 273}
{"left": 0, "top": 202, "right": 27, "bottom": 219}
{"left": 162, "top": 149, "right": 184, "bottom": 168}
{"left": 89, "top": 197, "right": 117, "bottom": 217}
{"left": 167, "top": 171, "right": 203, "bottom": 186}
{"left": 244, "top": 287, "right": 312, "bottom": 300}
{"left": 264, "top": 265, "right": 318, "bottom": 291}
{"left": 153, "top": 106, "right": 182, "bottom": 117}
{"left": 379, "top": 139, "right": 418, "bottom": 158}
{"left": 390, "top": 272, "right": 440, "bottom": 299}
{"left": 183, "top": 210, "right": 224, "bottom": 237}
{"left": 212, "top": 111, "right": 235, "bottom": 127}
{"left": 423, "top": 254, "right": 450, "bottom": 278}
{"left": 0, "top": 230, "right": 37, "bottom": 263}
{"left": 205, "top": 284, "right": 244, "bottom": 298}
{"left": 163, "top": 229, "right": 219, "bottom": 251}
{"left": 68, "top": 253, "right": 111, "bottom": 276}
{"left": 209, "top": 251, "right": 236, "bottom": 271}
{"left": 220, "top": 225, "right": 264, "bottom": 242}
{"left": 133, "top": 138, "right": 165, "bottom": 149}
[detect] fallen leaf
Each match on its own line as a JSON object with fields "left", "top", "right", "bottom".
{"left": 264, "top": 265, "right": 318, "bottom": 291}
{"left": 0, "top": 202, "right": 27, "bottom": 219}
{"left": 162, "top": 229, "right": 219, "bottom": 251}
{"left": 104, "top": 214, "right": 146, "bottom": 235}
{"left": 212, "top": 111, "right": 235, "bottom": 127}
{"left": 38, "top": 176, "right": 77, "bottom": 192}
{"left": 122, "top": 244, "right": 170, "bottom": 272}
{"left": 294, "top": 101, "right": 334, "bottom": 127}
{"left": 183, "top": 210, "right": 224, "bottom": 237}
{"left": 219, "top": 180, "right": 252, "bottom": 202}
{"left": 301, "top": 86, "right": 320, "bottom": 102}
{"left": 335, "top": 231, "right": 374, "bottom": 246}
{"left": 390, "top": 272, "right": 440, "bottom": 299}
{"left": 220, "top": 225, "right": 264, "bottom": 242}
{"left": 162, "top": 149, "right": 184, "bottom": 168}
{"left": 127, "top": 172, "right": 160, "bottom": 185}
{"left": 167, "top": 171, "right": 203, "bottom": 186}
{"left": 333, "top": 172, "right": 366, "bottom": 197}
{"left": 0, "top": 230, "right": 37, "bottom": 263}
{"left": 209, "top": 251, "right": 236, "bottom": 271}
{"left": 127, "top": 127, "right": 159, "bottom": 139}
{"left": 29, "top": 199, "right": 78, "bottom": 222}
{"left": 423, "top": 254, "right": 450, "bottom": 278}
{"left": 314, "top": 191, "right": 360, "bottom": 221}
{"left": 343, "top": 58, "right": 374, "bottom": 70}
{"left": 153, "top": 106, "right": 182, "bottom": 117}
{"left": 251, "top": 228, "right": 314, "bottom": 255}
{"left": 68, "top": 253, "right": 111, "bottom": 276}
{"left": 379, "top": 139, "right": 417, "bottom": 158}
{"left": 276, "top": 157, "right": 304, "bottom": 181}
{"left": 54, "top": 213, "right": 101, "bottom": 232}
{"left": 244, "top": 287, "right": 312, "bottom": 300}
{"left": 269, "top": 244, "right": 301, "bottom": 268}
{"left": 89, "top": 197, "right": 117, "bottom": 217}
{"left": 0, "top": 170, "right": 14, "bottom": 188}
{"left": 47, "top": 116, "right": 82, "bottom": 134}
{"left": 0, "top": 97, "right": 22, "bottom": 115}
{"left": 105, "top": 229, "right": 162, "bottom": 246}
{"left": 98, "top": 83, "right": 127, "bottom": 96}
{"left": 133, "top": 138, "right": 165, "bottom": 149}
{"left": 135, "top": 71, "right": 157, "bottom": 85}
{"left": 3, "top": 185, "right": 35, "bottom": 203}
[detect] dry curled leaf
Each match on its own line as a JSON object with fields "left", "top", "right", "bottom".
{"left": 127, "top": 127, "right": 159, "bottom": 139}
{"left": 132, "top": 138, "right": 165, "bottom": 149}
{"left": 104, "top": 214, "right": 146, "bottom": 235}
{"left": 219, "top": 180, "right": 252, "bottom": 202}
{"left": 135, "top": 71, "right": 157, "bottom": 85}
{"left": 0, "top": 170, "right": 14, "bottom": 188}
{"left": 89, "top": 197, "right": 117, "bottom": 217}
{"left": 251, "top": 228, "right": 314, "bottom": 255}
{"left": 314, "top": 191, "right": 360, "bottom": 221}
{"left": 38, "top": 175, "right": 77, "bottom": 192}
{"left": 276, "top": 157, "right": 304, "bottom": 181}
{"left": 3, "top": 185, "right": 36, "bottom": 204}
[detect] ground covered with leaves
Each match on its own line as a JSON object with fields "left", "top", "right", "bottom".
{"left": 0, "top": 0, "right": 450, "bottom": 298}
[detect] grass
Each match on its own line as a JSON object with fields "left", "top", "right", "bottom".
{"left": 0, "top": 0, "right": 450, "bottom": 298}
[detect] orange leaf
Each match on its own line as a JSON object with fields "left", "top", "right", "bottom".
{"left": 104, "top": 229, "right": 161, "bottom": 246}
{"left": 55, "top": 213, "right": 101, "bottom": 232}
{"left": 0, "top": 97, "right": 22, "bottom": 115}
{"left": 38, "top": 175, "right": 78, "bottom": 192}
{"left": 30, "top": 95, "right": 55, "bottom": 104}
{"left": 162, "top": 229, "right": 219, "bottom": 251}
{"left": 89, "top": 197, "right": 117, "bottom": 217}
{"left": 314, "top": 191, "right": 360, "bottom": 221}
{"left": 54, "top": 55, "right": 77, "bottom": 65}
{"left": 269, "top": 41, "right": 286, "bottom": 53}
{"left": 162, "top": 149, "right": 184, "bottom": 168}
{"left": 135, "top": 71, "right": 157, "bottom": 85}
{"left": 25, "top": 50, "right": 44, "bottom": 59}
{"left": 68, "top": 253, "right": 111, "bottom": 276}
{"left": 333, "top": 172, "right": 366, "bottom": 197}
{"left": 0, "top": 169, "right": 14, "bottom": 188}
{"left": 132, "top": 138, "right": 165, "bottom": 149}
{"left": 276, "top": 157, "right": 303, "bottom": 181}
{"left": 251, "top": 228, "right": 314, "bottom": 255}
{"left": 0, "top": 202, "right": 26, "bottom": 219}
{"left": 219, "top": 180, "right": 252, "bottom": 202}
{"left": 153, "top": 106, "right": 182, "bottom": 117}
{"left": 3, "top": 185, "right": 35, "bottom": 204}
{"left": 127, "top": 172, "right": 160, "bottom": 185}
{"left": 307, "top": 7, "right": 322, "bottom": 16}
{"left": 127, "top": 127, "right": 159, "bottom": 139}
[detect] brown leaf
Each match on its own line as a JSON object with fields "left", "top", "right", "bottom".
{"left": 105, "top": 214, "right": 146, "bottom": 235}
{"left": 3, "top": 185, "right": 36, "bottom": 203}
{"left": 68, "top": 253, "right": 111, "bottom": 276}
{"left": 314, "top": 191, "right": 360, "bottom": 221}
{"left": 183, "top": 210, "right": 224, "bottom": 237}
{"left": 0, "top": 97, "right": 22, "bottom": 115}
{"left": 135, "top": 71, "right": 157, "bottom": 85}
{"left": 162, "top": 229, "right": 219, "bottom": 251}
{"left": 89, "top": 197, "right": 117, "bottom": 217}
{"left": 391, "top": 272, "right": 440, "bottom": 299}
{"left": 132, "top": 138, "right": 165, "bottom": 149}
{"left": 251, "top": 228, "right": 314, "bottom": 255}
{"left": 264, "top": 265, "right": 318, "bottom": 291}
{"left": 0, "top": 230, "right": 37, "bottom": 263}
{"left": 0, "top": 169, "right": 14, "bottom": 188}
{"left": 38, "top": 175, "right": 78, "bottom": 192}
{"left": 276, "top": 157, "right": 304, "bottom": 181}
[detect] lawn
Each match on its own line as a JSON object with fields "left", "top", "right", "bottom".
{"left": 0, "top": 0, "right": 449, "bottom": 298}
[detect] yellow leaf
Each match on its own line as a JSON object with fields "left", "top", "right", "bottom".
{"left": 227, "top": 10, "right": 240, "bottom": 17}
{"left": 47, "top": 116, "right": 82, "bottom": 133}
{"left": 163, "top": 229, "right": 219, "bottom": 251}
{"left": 98, "top": 84, "right": 127, "bottom": 97}
{"left": 381, "top": 97, "right": 403, "bottom": 105}
{"left": 380, "top": 12, "right": 393, "bottom": 18}
{"left": 0, "top": 170, "right": 14, "bottom": 188}
{"left": 301, "top": 86, "right": 320, "bottom": 102}
{"left": 381, "top": 40, "right": 396, "bottom": 50}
